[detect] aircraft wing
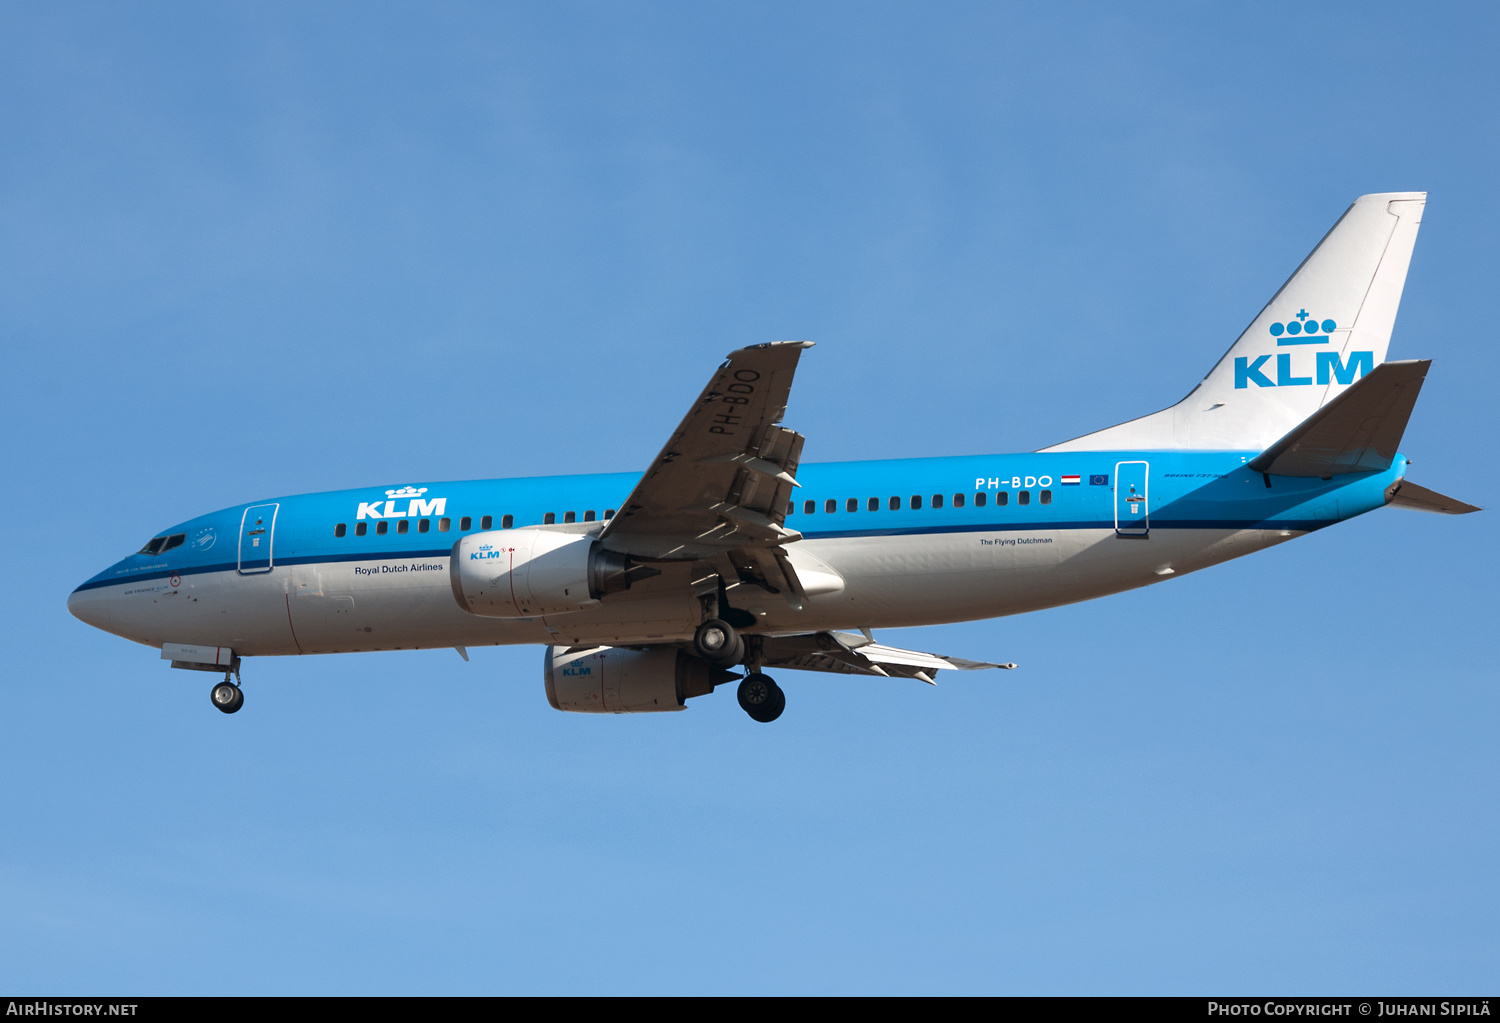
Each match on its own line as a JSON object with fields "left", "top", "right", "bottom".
{"left": 599, "top": 342, "right": 813, "bottom": 561}
{"left": 759, "top": 631, "right": 1015, "bottom": 685}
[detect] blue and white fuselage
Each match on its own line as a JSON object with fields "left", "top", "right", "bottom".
{"left": 68, "top": 452, "right": 1404, "bottom": 654}
{"left": 64, "top": 192, "right": 1476, "bottom": 719}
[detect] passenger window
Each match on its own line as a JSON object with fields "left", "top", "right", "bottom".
{"left": 584, "top": 510, "right": 596, "bottom": 522}
{"left": 335, "top": 523, "right": 347, "bottom": 538}
{"left": 804, "top": 500, "right": 815, "bottom": 514}
{"left": 376, "top": 521, "right": 389, "bottom": 535}
{"left": 847, "top": 498, "right": 858, "bottom": 513}
{"left": 889, "top": 496, "right": 901, "bottom": 510}
{"left": 953, "top": 493, "right": 965, "bottom": 508}
{"left": 397, "top": 520, "right": 409, "bottom": 534}
{"left": 356, "top": 522, "right": 368, "bottom": 537}
{"left": 975, "top": 492, "right": 987, "bottom": 508}
{"left": 563, "top": 511, "right": 575, "bottom": 524}
{"left": 439, "top": 517, "right": 451, "bottom": 532}
{"left": 604, "top": 509, "right": 615, "bottom": 519}
{"left": 1040, "top": 489, "right": 1052, "bottom": 505}
{"left": 826, "top": 499, "right": 837, "bottom": 513}
{"left": 932, "top": 494, "right": 944, "bottom": 509}
{"left": 910, "top": 495, "right": 922, "bottom": 510}
{"left": 502, "top": 514, "right": 514, "bottom": 529}
{"left": 459, "top": 516, "right": 471, "bottom": 531}
{"left": 997, "top": 491, "right": 1008, "bottom": 506}
{"left": 418, "top": 518, "right": 430, "bottom": 533}
{"left": 544, "top": 512, "right": 556, "bottom": 525}
{"left": 1018, "top": 490, "right": 1031, "bottom": 505}
{"left": 480, "top": 515, "right": 493, "bottom": 530}
{"left": 868, "top": 497, "right": 879, "bottom": 512}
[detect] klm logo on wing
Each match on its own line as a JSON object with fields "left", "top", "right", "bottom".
{"left": 356, "top": 485, "right": 447, "bottom": 520}
{"left": 1234, "top": 309, "right": 1372, "bottom": 389}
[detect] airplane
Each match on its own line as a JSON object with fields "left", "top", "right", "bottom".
{"left": 67, "top": 191, "right": 1477, "bottom": 722}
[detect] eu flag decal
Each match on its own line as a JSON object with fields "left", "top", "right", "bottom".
{"left": 1090, "top": 474, "right": 1109, "bottom": 486}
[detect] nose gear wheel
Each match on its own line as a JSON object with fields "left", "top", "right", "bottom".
{"left": 211, "top": 680, "right": 244, "bottom": 714}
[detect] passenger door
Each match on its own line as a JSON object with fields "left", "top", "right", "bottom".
{"left": 1114, "top": 461, "right": 1149, "bottom": 537}
{"left": 238, "top": 504, "right": 279, "bottom": 574}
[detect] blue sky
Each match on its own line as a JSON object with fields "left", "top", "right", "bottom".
{"left": 2, "top": 2, "right": 1496, "bottom": 994}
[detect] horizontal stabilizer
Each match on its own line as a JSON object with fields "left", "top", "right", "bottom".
{"left": 759, "top": 631, "right": 1015, "bottom": 684}
{"left": 1249, "top": 359, "right": 1429, "bottom": 477}
{"left": 1386, "top": 479, "right": 1481, "bottom": 515}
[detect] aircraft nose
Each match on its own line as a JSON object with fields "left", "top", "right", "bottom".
{"left": 68, "top": 585, "right": 113, "bottom": 632}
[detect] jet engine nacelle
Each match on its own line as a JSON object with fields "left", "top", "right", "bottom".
{"left": 545, "top": 645, "right": 735, "bottom": 714}
{"left": 450, "top": 527, "right": 654, "bottom": 618}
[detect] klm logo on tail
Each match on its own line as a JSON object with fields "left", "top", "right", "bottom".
{"left": 1235, "top": 309, "right": 1372, "bottom": 389}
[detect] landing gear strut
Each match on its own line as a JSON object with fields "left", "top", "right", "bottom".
{"left": 737, "top": 672, "right": 785, "bottom": 723}
{"left": 694, "top": 618, "right": 745, "bottom": 668}
{"left": 211, "top": 662, "right": 243, "bottom": 715}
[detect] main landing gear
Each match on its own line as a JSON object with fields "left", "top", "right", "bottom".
{"left": 211, "top": 663, "right": 244, "bottom": 715}
{"left": 737, "top": 672, "right": 785, "bottom": 724}
{"left": 695, "top": 618, "right": 785, "bottom": 722}
{"left": 694, "top": 618, "right": 745, "bottom": 668}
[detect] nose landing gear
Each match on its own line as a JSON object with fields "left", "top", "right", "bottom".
{"left": 210, "top": 661, "right": 244, "bottom": 714}
{"left": 211, "top": 681, "right": 243, "bottom": 714}
{"left": 737, "top": 672, "right": 785, "bottom": 723}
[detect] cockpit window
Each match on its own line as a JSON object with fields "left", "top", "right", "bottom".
{"left": 137, "top": 533, "right": 185, "bottom": 557}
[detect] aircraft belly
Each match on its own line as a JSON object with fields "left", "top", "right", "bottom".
{"left": 91, "top": 528, "right": 1304, "bottom": 657}
{"left": 757, "top": 528, "right": 1300, "bottom": 630}
{"left": 287, "top": 558, "right": 545, "bottom": 653}
{"left": 275, "top": 557, "right": 701, "bottom": 653}
{"left": 94, "top": 569, "right": 298, "bottom": 654}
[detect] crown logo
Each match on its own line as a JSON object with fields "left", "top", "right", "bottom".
{"left": 1269, "top": 309, "right": 1336, "bottom": 344}
{"left": 385, "top": 486, "right": 428, "bottom": 499}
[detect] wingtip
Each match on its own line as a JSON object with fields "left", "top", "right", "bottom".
{"left": 727, "top": 340, "right": 815, "bottom": 357}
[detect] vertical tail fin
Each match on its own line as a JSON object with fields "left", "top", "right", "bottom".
{"left": 1045, "top": 192, "right": 1426, "bottom": 452}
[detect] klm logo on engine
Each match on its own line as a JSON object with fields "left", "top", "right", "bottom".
{"left": 560, "top": 665, "right": 594, "bottom": 677}
{"left": 356, "top": 485, "right": 447, "bottom": 520}
{"left": 469, "top": 544, "right": 508, "bottom": 561}
{"left": 1234, "top": 309, "right": 1372, "bottom": 389}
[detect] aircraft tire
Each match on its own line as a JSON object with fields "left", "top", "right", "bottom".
{"left": 738, "top": 672, "right": 785, "bottom": 723}
{"left": 694, "top": 619, "right": 744, "bottom": 668}
{"left": 211, "top": 682, "right": 244, "bottom": 715}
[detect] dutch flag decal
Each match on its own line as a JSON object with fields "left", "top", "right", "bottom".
{"left": 1060, "top": 474, "right": 1082, "bottom": 486}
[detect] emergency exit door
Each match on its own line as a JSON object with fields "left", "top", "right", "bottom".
{"left": 1114, "top": 461, "right": 1149, "bottom": 537}
{"left": 238, "top": 503, "right": 279, "bottom": 574}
